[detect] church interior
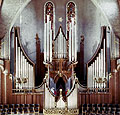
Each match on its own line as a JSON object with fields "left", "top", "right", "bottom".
{"left": 0, "top": 0, "right": 120, "bottom": 114}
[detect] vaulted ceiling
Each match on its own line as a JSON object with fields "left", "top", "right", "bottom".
{"left": 0, "top": 0, "right": 120, "bottom": 40}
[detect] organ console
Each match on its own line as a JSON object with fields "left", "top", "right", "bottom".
{"left": 14, "top": 27, "right": 35, "bottom": 90}
{"left": 87, "top": 26, "right": 111, "bottom": 91}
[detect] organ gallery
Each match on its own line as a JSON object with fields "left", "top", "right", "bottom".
{"left": 0, "top": 0, "right": 120, "bottom": 114}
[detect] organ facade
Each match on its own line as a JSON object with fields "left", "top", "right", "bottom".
{"left": 0, "top": 0, "right": 120, "bottom": 115}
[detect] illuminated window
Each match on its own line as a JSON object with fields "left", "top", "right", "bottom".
{"left": 44, "top": 2, "right": 55, "bottom": 62}
{"left": 66, "top": 2, "right": 77, "bottom": 62}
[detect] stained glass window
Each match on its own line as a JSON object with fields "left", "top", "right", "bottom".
{"left": 45, "top": 2, "right": 54, "bottom": 30}
{"left": 44, "top": 2, "right": 55, "bottom": 62}
{"left": 66, "top": 2, "right": 76, "bottom": 32}
{"left": 66, "top": 2, "right": 77, "bottom": 62}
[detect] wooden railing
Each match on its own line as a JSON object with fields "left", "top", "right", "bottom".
{"left": 11, "top": 93, "right": 43, "bottom": 112}
{"left": 78, "top": 92, "right": 111, "bottom": 108}
{"left": 12, "top": 81, "right": 44, "bottom": 93}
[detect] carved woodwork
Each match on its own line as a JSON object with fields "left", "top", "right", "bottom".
{"left": 47, "top": 26, "right": 77, "bottom": 85}
{"left": 36, "top": 34, "right": 45, "bottom": 85}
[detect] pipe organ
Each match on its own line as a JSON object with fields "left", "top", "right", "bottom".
{"left": 14, "top": 27, "right": 35, "bottom": 89}
{"left": 87, "top": 26, "right": 111, "bottom": 90}
{"left": 53, "top": 26, "right": 68, "bottom": 59}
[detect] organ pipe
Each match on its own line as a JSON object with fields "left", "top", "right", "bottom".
{"left": 44, "top": 23, "right": 47, "bottom": 62}
{"left": 44, "top": 15, "right": 53, "bottom": 62}
{"left": 53, "top": 26, "right": 68, "bottom": 59}
{"left": 50, "top": 21, "right": 52, "bottom": 62}
{"left": 47, "top": 15, "right": 49, "bottom": 61}
{"left": 18, "top": 47, "right": 20, "bottom": 78}
{"left": 69, "top": 22, "right": 72, "bottom": 62}
{"left": 16, "top": 37, "right": 18, "bottom": 78}
{"left": 14, "top": 27, "right": 35, "bottom": 89}
{"left": 75, "top": 20, "right": 77, "bottom": 62}
{"left": 72, "top": 18, "right": 74, "bottom": 61}
{"left": 87, "top": 26, "right": 110, "bottom": 89}
{"left": 103, "top": 39, "right": 106, "bottom": 78}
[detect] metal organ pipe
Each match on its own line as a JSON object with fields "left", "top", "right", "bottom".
{"left": 47, "top": 15, "right": 49, "bottom": 62}
{"left": 87, "top": 27, "right": 109, "bottom": 90}
{"left": 30, "top": 65, "right": 32, "bottom": 87}
{"left": 20, "top": 51, "right": 22, "bottom": 79}
{"left": 103, "top": 39, "right": 106, "bottom": 78}
{"left": 18, "top": 47, "right": 20, "bottom": 78}
{"left": 15, "top": 28, "right": 35, "bottom": 90}
{"left": 92, "top": 62, "right": 94, "bottom": 88}
{"left": 16, "top": 37, "right": 18, "bottom": 88}
{"left": 72, "top": 18, "right": 74, "bottom": 61}
{"left": 44, "top": 15, "right": 53, "bottom": 62}
{"left": 101, "top": 49, "right": 103, "bottom": 77}
{"left": 63, "top": 31, "right": 65, "bottom": 58}
{"left": 16, "top": 37, "right": 18, "bottom": 79}
{"left": 50, "top": 21, "right": 52, "bottom": 62}
{"left": 28, "top": 64, "right": 30, "bottom": 88}
{"left": 68, "top": 17, "right": 77, "bottom": 62}
{"left": 54, "top": 27, "right": 68, "bottom": 59}
{"left": 75, "top": 19, "right": 77, "bottom": 62}
{"left": 23, "top": 56, "right": 25, "bottom": 77}
{"left": 69, "top": 22, "right": 72, "bottom": 62}
{"left": 27, "top": 62, "right": 29, "bottom": 87}
{"left": 94, "top": 60, "right": 96, "bottom": 88}
{"left": 59, "top": 30, "right": 61, "bottom": 58}
{"left": 44, "top": 23, "right": 47, "bottom": 62}
{"left": 24, "top": 59, "right": 26, "bottom": 87}
{"left": 49, "top": 20, "right": 51, "bottom": 61}
{"left": 98, "top": 53, "right": 100, "bottom": 77}
{"left": 61, "top": 29, "right": 63, "bottom": 58}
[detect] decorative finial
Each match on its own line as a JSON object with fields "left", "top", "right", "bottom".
{"left": 81, "top": 35, "right": 84, "bottom": 42}
{"left": 58, "top": 17, "right": 63, "bottom": 22}
{"left": 36, "top": 33, "right": 39, "bottom": 40}
{"left": 36, "top": 33, "right": 38, "bottom": 38}
{"left": 60, "top": 89, "right": 62, "bottom": 97}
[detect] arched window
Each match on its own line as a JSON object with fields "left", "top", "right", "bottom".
{"left": 66, "top": 2, "right": 77, "bottom": 62}
{"left": 44, "top": 2, "right": 55, "bottom": 62}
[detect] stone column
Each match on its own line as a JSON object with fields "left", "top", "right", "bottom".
{"left": 3, "top": 70, "right": 8, "bottom": 104}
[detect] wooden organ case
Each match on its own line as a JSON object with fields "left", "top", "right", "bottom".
{"left": 43, "top": 26, "right": 79, "bottom": 115}
{"left": 13, "top": 27, "right": 35, "bottom": 90}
